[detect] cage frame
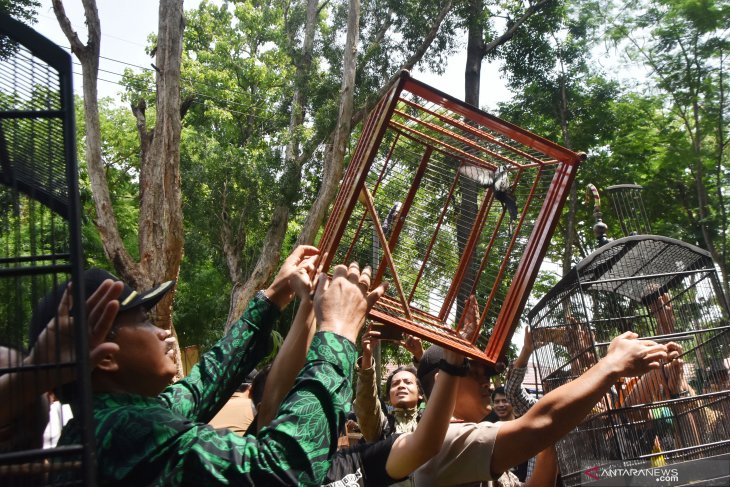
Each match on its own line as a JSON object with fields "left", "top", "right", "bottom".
{"left": 0, "top": 14, "right": 95, "bottom": 485}
{"left": 318, "top": 71, "right": 584, "bottom": 364}
{"left": 528, "top": 234, "right": 730, "bottom": 485}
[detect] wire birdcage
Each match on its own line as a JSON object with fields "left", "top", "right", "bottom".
{"left": 605, "top": 184, "right": 652, "bottom": 237}
{"left": 528, "top": 235, "right": 730, "bottom": 485}
{"left": 318, "top": 71, "right": 584, "bottom": 364}
{"left": 0, "top": 15, "right": 94, "bottom": 485}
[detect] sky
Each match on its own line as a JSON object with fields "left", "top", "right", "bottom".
{"left": 32, "top": 0, "right": 512, "bottom": 110}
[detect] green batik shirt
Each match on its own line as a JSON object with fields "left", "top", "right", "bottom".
{"left": 57, "top": 295, "right": 356, "bottom": 486}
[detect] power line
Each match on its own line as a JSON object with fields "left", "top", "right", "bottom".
{"left": 71, "top": 61, "right": 277, "bottom": 118}
{"left": 63, "top": 45, "right": 281, "bottom": 116}
{"left": 71, "top": 70, "right": 285, "bottom": 123}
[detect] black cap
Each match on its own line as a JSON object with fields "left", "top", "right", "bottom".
{"left": 416, "top": 345, "right": 447, "bottom": 385}
{"left": 29, "top": 268, "right": 175, "bottom": 347}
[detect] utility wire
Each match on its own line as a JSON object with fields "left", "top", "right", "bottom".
{"left": 73, "top": 70, "right": 284, "bottom": 123}
{"left": 71, "top": 61, "right": 281, "bottom": 121}
{"left": 63, "top": 45, "right": 281, "bottom": 116}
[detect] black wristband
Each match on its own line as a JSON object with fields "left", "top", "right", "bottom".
{"left": 437, "top": 358, "right": 469, "bottom": 377}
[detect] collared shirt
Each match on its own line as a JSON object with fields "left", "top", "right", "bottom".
{"left": 504, "top": 365, "right": 537, "bottom": 418}
{"left": 56, "top": 296, "right": 357, "bottom": 486}
{"left": 414, "top": 420, "right": 502, "bottom": 487}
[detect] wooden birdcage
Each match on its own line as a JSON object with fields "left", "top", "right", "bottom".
{"left": 528, "top": 235, "right": 730, "bottom": 485}
{"left": 318, "top": 71, "right": 584, "bottom": 364}
{"left": 0, "top": 14, "right": 95, "bottom": 485}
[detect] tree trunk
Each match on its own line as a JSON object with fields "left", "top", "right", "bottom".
{"left": 52, "top": 0, "right": 138, "bottom": 279}
{"left": 299, "top": 1, "right": 456, "bottom": 246}
{"left": 297, "top": 0, "right": 360, "bottom": 247}
{"left": 454, "top": 0, "right": 484, "bottom": 318}
{"left": 224, "top": 0, "right": 320, "bottom": 327}
{"left": 53, "top": 0, "right": 187, "bottom": 377}
{"left": 558, "top": 75, "right": 575, "bottom": 275}
{"left": 130, "top": 0, "right": 185, "bottom": 379}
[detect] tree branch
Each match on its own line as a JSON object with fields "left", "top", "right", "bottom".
{"left": 51, "top": 0, "right": 88, "bottom": 56}
{"left": 482, "top": 0, "right": 553, "bottom": 55}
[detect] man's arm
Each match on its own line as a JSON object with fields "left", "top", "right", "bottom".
{"left": 353, "top": 330, "right": 388, "bottom": 442}
{"left": 523, "top": 446, "right": 558, "bottom": 487}
{"left": 506, "top": 326, "right": 539, "bottom": 417}
{"left": 255, "top": 254, "right": 319, "bottom": 430}
{"left": 384, "top": 295, "right": 477, "bottom": 479}
{"left": 492, "top": 331, "right": 673, "bottom": 475}
{"left": 77, "top": 261, "right": 387, "bottom": 487}
{"left": 87, "top": 332, "right": 361, "bottom": 486}
{"left": 162, "top": 246, "right": 319, "bottom": 421}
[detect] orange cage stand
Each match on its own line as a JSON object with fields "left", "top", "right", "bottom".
{"left": 318, "top": 71, "right": 584, "bottom": 364}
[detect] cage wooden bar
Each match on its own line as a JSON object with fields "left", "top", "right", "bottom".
{"left": 318, "top": 71, "right": 584, "bottom": 364}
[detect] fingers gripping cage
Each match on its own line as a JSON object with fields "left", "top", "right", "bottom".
{"left": 318, "top": 71, "right": 584, "bottom": 365}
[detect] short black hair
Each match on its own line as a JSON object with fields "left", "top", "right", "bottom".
{"left": 491, "top": 386, "right": 507, "bottom": 401}
{"left": 250, "top": 364, "right": 272, "bottom": 408}
{"left": 383, "top": 365, "right": 422, "bottom": 404}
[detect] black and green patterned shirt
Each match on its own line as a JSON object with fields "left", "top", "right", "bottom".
{"left": 58, "top": 296, "right": 356, "bottom": 486}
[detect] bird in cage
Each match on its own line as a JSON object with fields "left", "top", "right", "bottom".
{"left": 458, "top": 164, "right": 519, "bottom": 225}
{"left": 382, "top": 201, "right": 401, "bottom": 237}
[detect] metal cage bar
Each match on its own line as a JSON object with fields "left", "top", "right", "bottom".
{"left": 0, "top": 14, "right": 92, "bottom": 485}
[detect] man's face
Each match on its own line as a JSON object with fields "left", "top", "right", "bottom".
{"left": 453, "top": 362, "right": 492, "bottom": 422}
{"left": 104, "top": 307, "right": 177, "bottom": 396}
{"left": 389, "top": 370, "right": 420, "bottom": 408}
{"left": 492, "top": 392, "right": 513, "bottom": 420}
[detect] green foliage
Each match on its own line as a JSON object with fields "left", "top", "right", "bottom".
{"left": 0, "top": 0, "right": 39, "bottom": 23}
{"left": 74, "top": 97, "right": 141, "bottom": 266}
{"left": 603, "top": 0, "right": 729, "bottom": 287}
{"left": 496, "top": 0, "right": 622, "bottom": 271}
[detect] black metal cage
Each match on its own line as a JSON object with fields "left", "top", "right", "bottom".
{"left": 1, "top": 14, "right": 94, "bottom": 485}
{"left": 528, "top": 235, "right": 730, "bottom": 485}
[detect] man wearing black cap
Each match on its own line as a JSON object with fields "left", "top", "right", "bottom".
{"left": 413, "top": 331, "right": 676, "bottom": 486}
{"left": 30, "top": 246, "right": 384, "bottom": 486}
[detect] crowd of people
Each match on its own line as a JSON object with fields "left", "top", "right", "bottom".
{"left": 1, "top": 245, "right": 691, "bottom": 486}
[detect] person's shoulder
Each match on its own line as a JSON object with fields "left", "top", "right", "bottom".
{"left": 442, "top": 420, "right": 501, "bottom": 444}
{"left": 93, "top": 393, "right": 172, "bottom": 425}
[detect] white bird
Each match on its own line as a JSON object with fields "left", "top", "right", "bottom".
{"left": 458, "top": 165, "right": 518, "bottom": 222}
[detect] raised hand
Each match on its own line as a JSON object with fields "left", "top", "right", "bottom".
{"left": 523, "top": 326, "right": 535, "bottom": 356}
{"left": 400, "top": 334, "right": 424, "bottom": 362}
{"left": 361, "top": 329, "right": 380, "bottom": 366}
{"left": 313, "top": 262, "right": 387, "bottom": 343}
{"left": 603, "top": 331, "right": 669, "bottom": 378}
{"left": 443, "top": 295, "right": 480, "bottom": 366}
{"left": 266, "top": 245, "right": 320, "bottom": 309}
{"left": 30, "top": 279, "right": 123, "bottom": 380}
{"left": 287, "top": 253, "right": 322, "bottom": 302}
